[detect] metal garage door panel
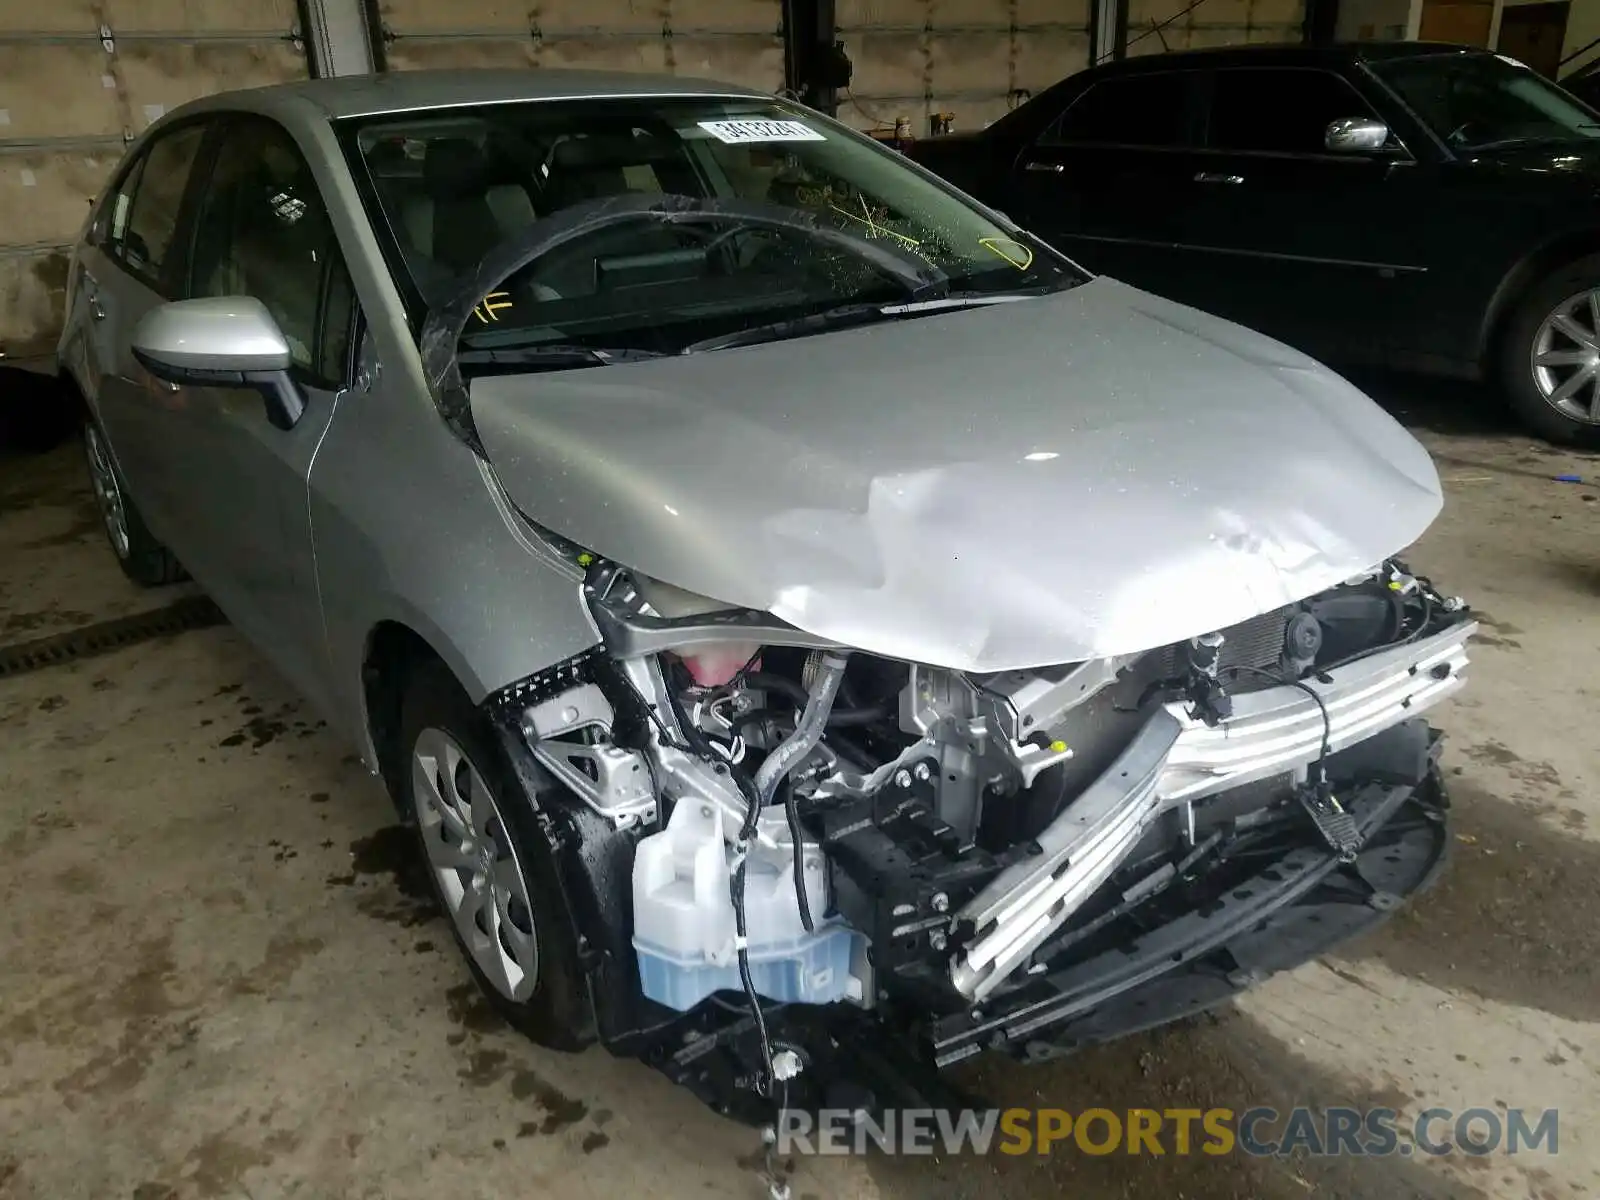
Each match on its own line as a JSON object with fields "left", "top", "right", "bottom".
{"left": 537, "top": 37, "right": 672, "bottom": 73}
{"left": 841, "top": 0, "right": 1088, "bottom": 130}
{"left": 1127, "top": 0, "right": 1304, "bottom": 55}
{"left": 379, "top": 0, "right": 530, "bottom": 32}
{"left": 671, "top": 0, "right": 782, "bottom": 89}
{"left": 104, "top": 0, "right": 300, "bottom": 33}
{"left": 1014, "top": 28, "right": 1091, "bottom": 94}
{"left": 0, "top": 4, "right": 100, "bottom": 32}
{"left": 0, "top": 151, "right": 120, "bottom": 246}
{"left": 385, "top": 38, "right": 538, "bottom": 71}
{"left": 668, "top": 35, "right": 783, "bottom": 89}
{"left": 0, "top": 46, "right": 125, "bottom": 139}
{"left": 117, "top": 41, "right": 307, "bottom": 130}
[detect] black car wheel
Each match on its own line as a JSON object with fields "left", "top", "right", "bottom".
{"left": 1501, "top": 254, "right": 1600, "bottom": 444}
{"left": 83, "top": 420, "right": 186, "bottom": 586}
{"left": 398, "top": 658, "right": 594, "bottom": 1050}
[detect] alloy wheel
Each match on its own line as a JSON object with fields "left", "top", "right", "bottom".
{"left": 1531, "top": 288, "right": 1600, "bottom": 424}
{"left": 84, "top": 424, "right": 130, "bottom": 559}
{"left": 411, "top": 727, "right": 539, "bottom": 1001}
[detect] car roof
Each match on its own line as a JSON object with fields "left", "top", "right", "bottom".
{"left": 1096, "top": 40, "right": 1491, "bottom": 74}
{"left": 180, "top": 68, "right": 768, "bottom": 122}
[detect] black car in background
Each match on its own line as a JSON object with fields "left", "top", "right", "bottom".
{"left": 910, "top": 43, "right": 1600, "bottom": 443}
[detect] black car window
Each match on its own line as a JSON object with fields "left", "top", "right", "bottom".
{"left": 187, "top": 116, "right": 354, "bottom": 388}
{"left": 1371, "top": 52, "right": 1600, "bottom": 150}
{"left": 1208, "top": 68, "right": 1381, "bottom": 155}
{"left": 1042, "top": 74, "right": 1195, "bottom": 148}
{"left": 111, "top": 123, "right": 208, "bottom": 289}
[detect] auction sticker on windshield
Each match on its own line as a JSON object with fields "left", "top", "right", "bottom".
{"left": 698, "top": 118, "right": 825, "bottom": 143}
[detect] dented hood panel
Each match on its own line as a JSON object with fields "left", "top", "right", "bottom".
{"left": 471, "top": 278, "right": 1442, "bottom": 672}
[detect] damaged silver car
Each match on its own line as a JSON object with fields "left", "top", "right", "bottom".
{"left": 62, "top": 70, "right": 1477, "bottom": 1119}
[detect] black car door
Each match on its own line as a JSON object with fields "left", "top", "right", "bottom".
{"left": 1179, "top": 65, "right": 1431, "bottom": 360}
{"left": 1005, "top": 71, "right": 1211, "bottom": 296}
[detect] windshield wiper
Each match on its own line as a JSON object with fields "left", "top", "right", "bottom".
{"left": 456, "top": 344, "right": 668, "bottom": 369}
{"left": 680, "top": 293, "right": 1032, "bottom": 355}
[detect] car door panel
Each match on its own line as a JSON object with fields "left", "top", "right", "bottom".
{"left": 162, "top": 113, "right": 357, "bottom": 709}
{"left": 1006, "top": 71, "right": 1213, "bottom": 303}
{"left": 1179, "top": 67, "right": 1430, "bottom": 360}
{"left": 89, "top": 121, "right": 212, "bottom": 542}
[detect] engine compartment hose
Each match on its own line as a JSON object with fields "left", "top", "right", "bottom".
{"left": 752, "top": 651, "right": 851, "bottom": 807}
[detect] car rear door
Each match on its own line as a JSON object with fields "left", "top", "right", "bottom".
{"left": 79, "top": 120, "right": 212, "bottom": 540}
{"left": 164, "top": 112, "right": 358, "bottom": 710}
{"left": 1179, "top": 65, "right": 1430, "bottom": 360}
{"left": 1005, "top": 70, "right": 1211, "bottom": 297}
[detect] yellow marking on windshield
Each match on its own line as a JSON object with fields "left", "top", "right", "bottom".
{"left": 827, "top": 201, "right": 921, "bottom": 248}
{"left": 473, "top": 291, "right": 514, "bottom": 324}
{"left": 979, "top": 237, "right": 1033, "bottom": 270}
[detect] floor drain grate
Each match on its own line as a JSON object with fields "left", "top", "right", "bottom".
{"left": 0, "top": 595, "right": 226, "bottom": 679}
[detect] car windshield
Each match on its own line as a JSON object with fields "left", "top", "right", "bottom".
{"left": 348, "top": 96, "right": 1078, "bottom": 357}
{"left": 1370, "top": 52, "right": 1600, "bottom": 151}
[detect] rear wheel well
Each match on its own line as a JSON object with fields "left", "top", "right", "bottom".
{"left": 1484, "top": 233, "right": 1600, "bottom": 367}
{"left": 362, "top": 621, "right": 448, "bottom": 817}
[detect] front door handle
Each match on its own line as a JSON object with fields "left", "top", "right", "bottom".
{"left": 1024, "top": 160, "right": 1064, "bottom": 174}
{"left": 1194, "top": 171, "right": 1244, "bottom": 184}
{"left": 88, "top": 293, "right": 106, "bottom": 321}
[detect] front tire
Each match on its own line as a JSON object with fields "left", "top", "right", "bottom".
{"left": 83, "top": 420, "right": 185, "bottom": 586}
{"left": 1500, "top": 254, "right": 1600, "bottom": 445}
{"left": 398, "top": 659, "right": 594, "bottom": 1050}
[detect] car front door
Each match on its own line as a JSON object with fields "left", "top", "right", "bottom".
{"left": 1178, "top": 66, "right": 1430, "bottom": 360}
{"left": 1005, "top": 70, "right": 1210, "bottom": 298}
{"left": 81, "top": 120, "right": 212, "bottom": 540}
{"left": 164, "top": 113, "right": 358, "bottom": 710}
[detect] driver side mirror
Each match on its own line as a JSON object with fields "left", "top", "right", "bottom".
{"left": 131, "top": 297, "right": 306, "bottom": 431}
{"left": 1324, "top": 117, "right": 1391, "bottom": 154}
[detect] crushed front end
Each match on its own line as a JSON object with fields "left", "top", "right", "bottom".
{"left": 488, "top": 557, "right": 1474, "bottom": 1117}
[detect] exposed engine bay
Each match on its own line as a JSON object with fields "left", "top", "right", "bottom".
{"left": 485, "top": 554, "right": 1475, "bottom": 1118}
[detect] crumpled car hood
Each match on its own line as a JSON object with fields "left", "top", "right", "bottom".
{"left": 471, "top": 277, "right": 1442, "bottom": 672}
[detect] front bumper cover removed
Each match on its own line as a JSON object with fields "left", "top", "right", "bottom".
{"left": 950, "top": 619, "right": 1474, "bottom": 1002}
{"left": 927, "top": 765, "right": 1449, "bottom": 1068}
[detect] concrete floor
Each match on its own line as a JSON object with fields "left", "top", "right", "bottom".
{"left": 1, "top": 378, "right": 1596, "bottom": 1200}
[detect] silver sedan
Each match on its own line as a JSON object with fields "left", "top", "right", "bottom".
{"left": 62, "top": 68, "right": 1477, "bottom": 1115}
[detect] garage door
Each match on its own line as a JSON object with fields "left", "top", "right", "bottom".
{"left": 373, "top": 0, "right": 784, "bottom": 93}
{"left": 1125, "top": 0, "right": 1304, "bottom": 56}
{"left": 0, "top": 1, "right": 308, "bottom": 361}
{"left": 839, "top": 0, "right": 1091, "bottom": 132}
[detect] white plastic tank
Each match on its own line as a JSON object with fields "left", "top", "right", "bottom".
{"left": 632, "top": 797, "right": 857, "bottom": 1011}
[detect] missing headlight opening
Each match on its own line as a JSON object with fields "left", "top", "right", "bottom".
{"left": 487, "top": 553, "right": 1474, "bottom": 1121}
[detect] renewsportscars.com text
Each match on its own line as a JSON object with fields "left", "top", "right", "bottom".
{"left": 776, "top": 1106, "right": 1560, "bottom": 1159}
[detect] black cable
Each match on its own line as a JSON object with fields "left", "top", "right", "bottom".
{"left": 782, "top": 777, "right": 816, "bottom": 933}
{"left": 730, "top": 856, "right": 776, "bottom": 1095}
{"left": 1228, "top": 663, "right": 1333, "bottom": 781}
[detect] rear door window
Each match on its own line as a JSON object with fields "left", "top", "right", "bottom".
{"left": 187, "top": 115, "right": 355, "bottom": 387}
{"left": 1207, "top": 68, "right": 1381, "bottom": 154}
{"left": 1042, "top": 74, "right": 1197, "bottom": 147}
{"left": 110, "top": 123, "right": 208, "bottom": 290}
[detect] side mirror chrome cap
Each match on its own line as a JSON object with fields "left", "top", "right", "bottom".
{"left": 131, "top": 296, "right": 292, "bottom": 379}
{"left": 1325, "top": 117, "right": 1390, "bottom": 154}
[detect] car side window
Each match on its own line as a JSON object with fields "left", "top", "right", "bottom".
{"left": 1040, "top": 74, "right": 1196, "bottom": 148}
{"left": 108, "top": 123, "right": 208, "bottom": 290}
{"left": 187, "top": 116, "right": 355, "bottom": 389}
{"left": 1207, "top": 69, "right": 1381, "bottom": 155}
